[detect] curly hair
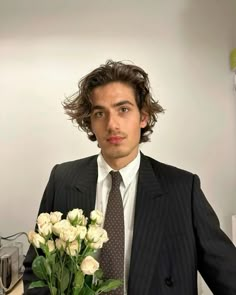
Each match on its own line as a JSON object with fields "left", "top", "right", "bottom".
{"left": 63, "top": 60, "right": 164, "bottom": 143}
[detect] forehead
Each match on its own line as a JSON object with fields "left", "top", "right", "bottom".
{"left": 91, "top": 82, "right": 136, "bottom": 105}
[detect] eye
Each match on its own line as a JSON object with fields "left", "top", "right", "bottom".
{"left": 94, "top": 111, "right": 104, "bottom": 118}
{"left": 120, "top": 107, "right": 129, "bottom": 113}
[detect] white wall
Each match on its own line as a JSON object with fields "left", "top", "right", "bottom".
{"left": 1, "top": 1, "right": 235, "bottom": 294}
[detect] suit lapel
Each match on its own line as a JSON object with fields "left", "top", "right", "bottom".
{"left": 128, "top": 154, "right": 169, "bottom": 294}
{"left": 66, "top": 156, "right": 98, "bottom": 218}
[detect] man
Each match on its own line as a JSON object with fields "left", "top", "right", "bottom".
{"left": 23, "top": 60, "right": 236, "bottom": 294}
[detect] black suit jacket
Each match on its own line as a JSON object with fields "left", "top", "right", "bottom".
{"left": 23, "top": 154, "right": 236, "bottom": 294}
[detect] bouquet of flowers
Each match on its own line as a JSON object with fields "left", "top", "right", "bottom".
{"left": 27, "top": 209, "right": 122, "bottom": 295}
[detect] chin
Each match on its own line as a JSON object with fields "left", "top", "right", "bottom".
{"left": 105, "top": 148, "right": 134, "bottom": 160}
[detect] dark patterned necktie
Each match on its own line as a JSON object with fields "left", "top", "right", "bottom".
{"left": 100, "top": 171, "right": 124, "bottom": 295}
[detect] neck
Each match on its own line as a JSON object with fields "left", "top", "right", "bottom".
{"left": 102, "top": 151, "right": 139, "bottom": 170}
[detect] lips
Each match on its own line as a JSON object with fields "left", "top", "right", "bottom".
{"left": 107, "top": 136, "right": 124, "bottom": 144}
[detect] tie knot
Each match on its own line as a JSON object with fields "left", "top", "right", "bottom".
{"left": 110, "top": 171, "right": 122, "bottom": 187}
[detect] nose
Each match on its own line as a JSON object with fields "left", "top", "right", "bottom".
{"left": 107, "top": 113, "right": 119, "bottom": 131}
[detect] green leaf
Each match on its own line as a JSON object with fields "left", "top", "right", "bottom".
{"left": 74, "top": 270, "right": 84, "bottom": 289}
{"left": 72, "top": 286, "right": 83, "bottom": 295}
{"left": 94, "top": 269, "right": 103, "bottom": 280}
{"left": 29, "top": 280, "right": 47, "bottom": 289}
{"left": 52, "top": 262, "right": 61, "bottom": 278}
{"left": 96, "top": 279, "right": 123, "bottom": 293}
{"left": 50, "top": 286, "right": 57, "bottom": 295}
{"left": 40, "top": 242, "right": 49, "bottom": 255}
{"left": 48, "top": 252, "right": 56, "bottom": 265}
{"left": 60, "top": 266, "right": 70, "bottom": 292}
{"left": 80, "top": 284, "right": 96, "bottom": 295}
{"left": 32, "top": 256, "right": 48, "bottom": 280}
{"left": 45, "top": 258, "right": 52, "bottom": 276}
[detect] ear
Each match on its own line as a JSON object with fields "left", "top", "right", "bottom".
{"left": 140, "top": 111, "right": 148, "bottom": 128}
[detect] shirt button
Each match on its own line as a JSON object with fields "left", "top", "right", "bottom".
{"left": 165, "top": 276, "right": 174, "bottom": 287}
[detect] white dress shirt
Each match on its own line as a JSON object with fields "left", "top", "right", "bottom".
{"left": 95, "top": 152, "right": 140, "bottom": 294}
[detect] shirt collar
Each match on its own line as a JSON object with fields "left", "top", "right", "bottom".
{"left": 97, "top": 152, "right": 141, "bottom": 188}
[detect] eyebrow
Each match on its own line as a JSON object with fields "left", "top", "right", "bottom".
{"left": 92, "top": 100, "right": 134, "bottom": 111}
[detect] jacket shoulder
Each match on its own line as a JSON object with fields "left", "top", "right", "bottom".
{"left": 57, "top": 155, "right": 97, "bottom": 169}
{"left": 143, "top": 156, "right": 199, "bottom": 206}
{"left": 145, "top": 155, "right": 195, "bottom": 183}
{"left": 52, "top": 155, "right": 98, "bottom": 180}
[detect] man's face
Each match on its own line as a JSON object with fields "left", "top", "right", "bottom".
{"left": 90, "top": 82, "right": 148, "bottom": 169}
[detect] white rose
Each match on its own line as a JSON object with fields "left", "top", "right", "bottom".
{"left": 52, "top": 219, "right": 71, "bottom": 236}
{"left": 28, "top": 230, "right": 36, "bottom": 243}
{"left": 50, "top": 211, "right": 63, "bottom": 224}
{"left": 86, "top": 225, "right": 108, "bottom": 243}
{"left": 90, "top": 210, "right": 104, "bottom": 225}
{"left": 55, "top": 238, "right": 66, "bottom": 251}
{"left": 89, "top": 229, "right": 108, "bottom": 249}
{"left": 67, "top": 209, "right": 84, "bottom": 224}
{"left": 47, "top": 240, "right": 55, "bottom": 252}
{"left": 59, "top": 225, "right": 78, "bottom": 242}
{"left": 81, "top": 215, "right": 88, "bottom": 226}
{"left": 80, "top": 256, "right": 99, "bottom": 275}
{"left": 66, "top": 240, "right": 80, "bottom": 256}
{"left": 89, "top": 240, "right": 103, "bottom": 250}
{"left": 100, "top": 229, "right": 108, "bottom": 243}
{"left": 32, "top": 233, "right": 45, "bottom": 248}
{"left": 76, "top": 225, "right": 87, "bottom": 240}
{"left": 37, "top": 213, "right": 51, "bottom": 227}
{"left": 38, "top": 223, "right": 52, "bottom": 237}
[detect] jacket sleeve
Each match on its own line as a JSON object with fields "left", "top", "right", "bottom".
{"left": 23, "top": 165, "right": 58, "bottom": 294}
{"left": 192, "top": 174, "right": 236, "bottom": 295}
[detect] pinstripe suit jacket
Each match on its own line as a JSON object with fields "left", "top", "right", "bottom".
{"left": 23, "top": 153, "right": 236, "bottom": 295}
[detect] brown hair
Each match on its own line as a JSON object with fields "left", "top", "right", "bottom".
{"left": 63, "top": 60, "right": 164, "bottom": 142}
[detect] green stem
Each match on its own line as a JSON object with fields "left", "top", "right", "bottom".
{"left": 81, "top": 244, "right": 89, "bottom": 257}
{"left": 59, "top": 253, "right": 66, "bottom": 292}
{"left": 33, "top": 245, "right": 39, "bottom": 256}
